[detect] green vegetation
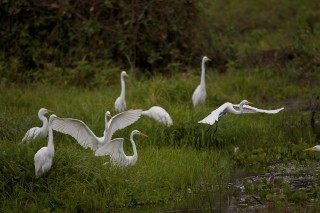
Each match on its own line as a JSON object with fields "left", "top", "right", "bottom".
{"left": 1, "top": 0, "right": 320, "bottom": 211}
{"left": 0, "top": 67, "right": 320, "bottom": 211}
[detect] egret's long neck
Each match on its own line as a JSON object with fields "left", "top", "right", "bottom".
{"left": 130, "top": 132, "right": 138, "bottom": 159}
{"left": 47, "top": 122, "right": 54, "bottom": 152}
{"left": 238, "top": 103, "right": 245, "bottom": 114}
{"left": 39, "top": 114, "right": 48, "bottom": 130}
{"left": 120, "top": 75, "right": 126, "bottom": 98}
{"left": 200, "top": 59, "right": 206, "bottom": 87}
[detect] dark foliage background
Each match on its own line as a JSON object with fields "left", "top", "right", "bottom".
{"left": 1, "top": 0, "right": 320, "bottom": 84}
{"left": 0, "top": 0, "right": 213, "bottom": 76}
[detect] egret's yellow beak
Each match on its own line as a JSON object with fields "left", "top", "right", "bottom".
{"left": 304, "top": 147, "right": 314, "bottom": 151}
{"left": 247, "top": 102, "right": 254, "bottom": 105}
{"left": 47, "top": 109, "right": 54, "bottom": 113}
{"left": 56, "top": 116, "right": 63, "bottom": 120}
{"left": 108, "top": 113, "right": 112, "bottom": 118}
{"left": 139, "top": 132, "right": 148, "bottom": 137}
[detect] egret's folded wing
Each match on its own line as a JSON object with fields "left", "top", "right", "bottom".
{"left": 52, "top": 118, "right": 99, "bottom": 150}
{"left": 105, "top": 109, "right": 142, "bottom": 142}
{"left": 198, "top": 110, "right": 220, "bottom": 125}
{"left": 95, "top": 138, "right": 124, "bottom": 157}
{"left": 233, "top": 105, "right": 284, "bottom": 114}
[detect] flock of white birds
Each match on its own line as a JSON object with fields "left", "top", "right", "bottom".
{"left": 21, "top": 56, "right": 317, "bottom": 179}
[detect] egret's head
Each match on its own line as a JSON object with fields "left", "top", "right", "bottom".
{"left": 105, "top": 111, "right": 112, "bottom": 119}
{"left": 203, "top": 56, "right": 211, "bottom": 63}
{"left": 132, "top": 130, "right": 148, "bottom": 137}
{"left": 121, "top": 71, "right": 128, "bottom": 78}
{"left": 49, "top": 114, "right": 62, "bottom": 123}
{"left": 39, "top": 108, "right": 54, "bottom": 116}
{"left": 304, "top": 145, "right": 320, "bottom": 152}
{"left": 240, "top": 100, "right": 253, "bottom": 106}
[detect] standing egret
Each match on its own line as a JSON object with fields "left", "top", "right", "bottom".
{"left": 142, "top": 106, "right": 173, "bottom": 126}
{"left": 115, "top": 71, "right": 129, "bottom": 112}
{"left": 51, "top": 110, "right": 142, "bottom": 151}
{"left": 22, "top": 108, "right": 54, "bottom": 143}
{"left": 95, "top": 130, "right": 147, "bottom": 167}
{"left": 304, "top": 145, "right": 320, "bottom": 152}
{"left": 34, "top": 114, "right": 61, "bottom": 178}
{"left": 192, "top": 56, "right": 211, "bottom": 107}
{"left": 198, "top": 100, "right": 284, "bottom": 125}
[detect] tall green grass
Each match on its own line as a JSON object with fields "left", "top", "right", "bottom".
{"left": 0, "top": 67, "right": 319, "bottom": 211}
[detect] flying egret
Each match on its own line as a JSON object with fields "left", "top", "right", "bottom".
{"left": 22, "top": 108, "right": 54, "bottom": 143}
{"left": 192, "top": 56, "right": 211, "bottom": 107}
{"left": 51, "top": 110, "right": 142, "bottom": 151}
{"left": 34, "top": 114, "right": 61, "bottom": 178}
{"left": 95, "top": 130, "right": 147, "bottom": 167}
{"left": 115, "top": 71, "right": 129, "bottom": 112}
{"left": 142, "top": 106, "right": 173, "bottom": 126}
{"left": 304, "top": 145, "right": 320, "bottom": 152}
{"left": 198, "top": 100, "right": 284, "bottom": 125}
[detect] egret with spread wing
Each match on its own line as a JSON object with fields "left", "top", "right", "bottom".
{"left": 115, "top": 71, "right": 129, "bottom": 112}
{"left": 142, "top": 106, "right": 173, "bottom": 126}
{"left": 95, "top": 130, "right": 147, "bottom": 167}
{"left": 22, "top": 108, "right": 54, "bottom": 143}
{"left": 51, "top": 109, "right": 142, "bottom": 151}
{"left": 34, "top": 114, "right": 61, "bottom": 178}
{"left": 192, "top": 56, "right": 210, "bottom": 107}
{"left": 198, "top": 100, "right": 284, "bottom": 125}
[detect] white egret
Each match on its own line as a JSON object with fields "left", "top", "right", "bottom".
{"left": 192, "top": 56, "right": 211, "bottom": 107}
{"left": 304, "top": 145, "right": 320, "bottom": 152}
{"left": 34, "top": 114, "right": 61, "bottom": 178}
{"left": 22, "top": 108, "right": 54, "bottom": 143}
{"left": 198, "top": 100, "right": 284, "bottom": 125}
{"left": 51, "top": 110, "right": 142, "bottom": 151}
{"left": 142, "top": 106, "right": 173, "bottom": 126}
{"left": 95, "top": 130, "right": 147, "bottom": 167}
{"left": 115, "top": 71, "right": 128, "bottom": 112}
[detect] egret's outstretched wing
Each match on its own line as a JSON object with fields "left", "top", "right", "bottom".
{"left": 233, "top": 105, "right": 284, "bottom": 114}
{"left": 105, "top": 110, "right": 142, "bottom": 143}
{"left": 95, "top": 138, "right": 125, "bottom": 158}
{"left": 198, "top": 103, "right": 229, "bottom": 125}
{"left": 52, "top": 118, "right": 99, "bottom": 150}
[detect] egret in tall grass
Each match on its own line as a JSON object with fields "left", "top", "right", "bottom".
{"left": 304, "top": 145, "right": 320, "bottom": 152}
{"left": 51, "top": 110, "right": 142, "bottom": 151}
{"left": 95, "top": 130, "right": 147, "bottom": 167}
{"left": 22, "top": 108, "right": 54, "bottom": 143}
{"left": 192, "top": 56, "right": 211, "bottom": 107}
{"left": 142, "top": 106, "right": 173, "bottom": 126}
{"left": 34, "top": 114, "right": 61, "bottom": 178}
{"left": 198, "top": 100, "right": 284, "bottom": 126}
{"left": 115, "top": 71, "right": 128, "bottom": 112}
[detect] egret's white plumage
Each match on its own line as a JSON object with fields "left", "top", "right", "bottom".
{"left": 95, "top": 130, "right": 147, "bottom": 167}
{"left": 304, "top": 145, "right": 320, "bottom": 152}
{"left": 142, "top": 106, "right": 173, "bottom": 126}
{"left": 198, "top": 100, "right": 284, "bottom": 125}
{"left": 22, "top": 108, "right": 53, "bottom": 143}
{"left": 34, "top": 114, "right": 60, "bottom": 178}
{"left": 115, "top": 71, "right": 128, "bottom": 112}
{"left": 192, "top": 56, "right": 210, "bottom": 107}
{"left": 51, "top": 110, "right": 142, "bottom": 151}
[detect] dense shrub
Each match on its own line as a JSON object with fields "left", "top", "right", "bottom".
{"left": 0, "top": 0, "right": 213, "bottom": 77}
